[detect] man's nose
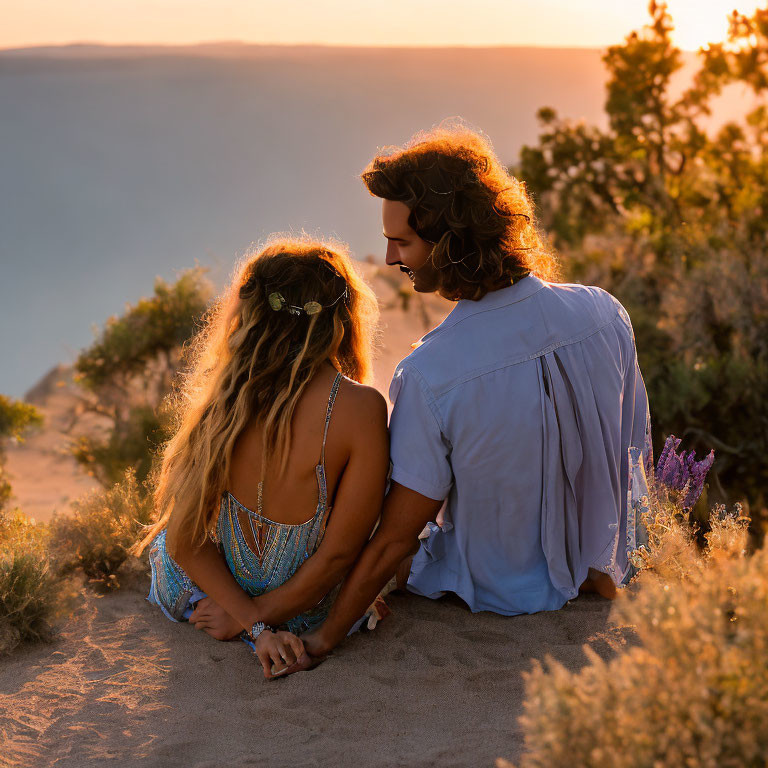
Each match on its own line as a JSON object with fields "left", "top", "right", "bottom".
{"left": 385, "top": 242, "right": 399, "bottom": 266}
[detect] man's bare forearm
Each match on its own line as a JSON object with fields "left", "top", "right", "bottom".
{"left": 306, "top": 481, "right": 444, "bottom": 653}
{"left": 253, "top": 553, "right": 352, "bottom": 627}
{"left": 312, "top": 530, "right": 415, "bottom": 650}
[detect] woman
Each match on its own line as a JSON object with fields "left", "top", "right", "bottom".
{"left": 132, "top": 237, "right": 389, "bottom": 679}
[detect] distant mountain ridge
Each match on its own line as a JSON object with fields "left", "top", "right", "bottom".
{"left": 0, "top": 41, "right": 606, "bottom": 57}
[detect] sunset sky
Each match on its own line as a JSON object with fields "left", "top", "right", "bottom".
{"left": 0, "top": 0, "right": 762, "bottom": 52}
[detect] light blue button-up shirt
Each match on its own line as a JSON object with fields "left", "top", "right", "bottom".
{"left": 388, "top": 275, "right": 651, "bottom": 615}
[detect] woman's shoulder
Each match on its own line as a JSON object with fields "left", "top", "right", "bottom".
{"left": 336, "top": 376, "right": 387, "bottom": 415}
{"left": 332, "top": 378, "right": 389, "bottom": 457}
{"left": 333, "top": 377, "right": 388, "bottom": 438}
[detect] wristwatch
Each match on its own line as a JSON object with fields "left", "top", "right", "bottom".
{"left": 248, "top": 620, "right": 277, "bottom": 641}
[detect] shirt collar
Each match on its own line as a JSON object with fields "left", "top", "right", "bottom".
{"left": 420, "top": 275, "right": 546, "bottom": 343}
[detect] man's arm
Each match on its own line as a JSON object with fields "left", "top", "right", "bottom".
{"left": 301, "top": 481, "right": 444, "bottom": 656}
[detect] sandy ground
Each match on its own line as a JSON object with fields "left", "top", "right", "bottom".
{"left": 2, "top": 261, "right": 633, "bottom": 767}
{"left": 0, "top": 571, "right": 628, "bottom": 768}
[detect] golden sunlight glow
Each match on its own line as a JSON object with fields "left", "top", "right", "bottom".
{"left": 0, "top": 0, "right": 763, "bottom": 51}
{"left": 667, "top": 0, "right": 762, "bottom": 51}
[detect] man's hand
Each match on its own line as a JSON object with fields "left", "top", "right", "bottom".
{"left": 297, "top": 482, "right": 443, "bottom": 655}
{"left": 301, "top": 625, "right": 333, "bottom": 661}
{"left": 189, "top": 596, "right": 243, "bottom": 641}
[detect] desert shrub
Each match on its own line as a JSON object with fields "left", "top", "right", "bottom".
{"left": 49, "top": 469, "right": 154, "bottom": 589}
{"left": 0, "top": 395, "right": 42, "bottom": 442}
{"left": 515, "top": 1, "right": 768, "bottom": 514}
{"left": 0, "top": 395, "right": 64, "bottom": 654}
{"left": 75, "top": 267, "right": 212, "bottom": 392}
{"left": 72, "top": 267, "right": 212, "bottom": 485}
{"left": 502, "top": 492, "right": 765, "bottom": 767}
{"left": 0, "top": 508, "right": 72, "bottom": 654}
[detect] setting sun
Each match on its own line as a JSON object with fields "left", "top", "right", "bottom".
{"left": 667, "top": 0, "right": 762, "bottom": 50}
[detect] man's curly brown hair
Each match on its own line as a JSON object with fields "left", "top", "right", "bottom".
{"left": 361, "top": 123, "right": 559, "bottom": 301}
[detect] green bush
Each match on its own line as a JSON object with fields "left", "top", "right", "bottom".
{"left": 0, "top": 395, "right": 42, "bottom": 441}
{"left": 0, "top": 508, "right": 72, "bottom": 654}
{"left": 72, "top": 403, "right": 168, "bottom": 487}
{"left": 49, "top": 469, "right": 154, "bottom": 589}
{"left": 72, "top": 267, "right": 212, "bottom": 486}
{"left": 0, "top": 395, "right": 61, "bottom": 654}
{"left": 503, "top": 491, "right": 764, "bottom": 767}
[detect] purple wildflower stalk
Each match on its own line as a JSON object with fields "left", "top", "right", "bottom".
{"left": 655, "top": 435, "right": 715, "bottom": 510}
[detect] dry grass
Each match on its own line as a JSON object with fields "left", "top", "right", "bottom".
{"left": 48, "top": 469, "right": 153, "bottom": 589}
{"left": 502, "top": 490, "right": 764, "bottom": 768}
{"left": 1, "top": 469, "right": 153, "bottom": 655}
{"left": 0, "top": 508, "right": 75, "bottom": 655}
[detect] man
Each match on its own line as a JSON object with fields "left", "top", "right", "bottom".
{"left": 299, "top": 124, "right": 652, "bottom": 661}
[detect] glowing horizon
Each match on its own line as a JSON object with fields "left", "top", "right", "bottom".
{"left": 0, "top": 0, "right": 762, "bottom": 53}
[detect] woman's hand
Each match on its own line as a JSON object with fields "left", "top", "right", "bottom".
{"left": 255, "top": 630, "right": 309, "bottom": 680}
{"left": 189, "top": 597, "right": 243, "bottom": 641}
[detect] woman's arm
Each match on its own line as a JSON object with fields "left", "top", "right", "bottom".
{"left": 166, "top": 518, "right": 261, "bottom": 636}
{"left": 251, "top": 386, "right": 390, "bottom": 627}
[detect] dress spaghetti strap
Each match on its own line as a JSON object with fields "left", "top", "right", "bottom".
{"left": 320, "top": 371, "right": 343, "bottom": 469}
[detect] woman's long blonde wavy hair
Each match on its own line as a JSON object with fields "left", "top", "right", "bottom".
{"left": 133, "top": 237, "right": 379, "bottom": 555}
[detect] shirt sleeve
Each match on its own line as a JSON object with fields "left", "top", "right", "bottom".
{"left": 388, "top": 363, "right": 453, "bottom": 501}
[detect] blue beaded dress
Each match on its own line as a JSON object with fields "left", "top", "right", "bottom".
{"left": 146, "top": 372, "right": 343, "bottom": 647}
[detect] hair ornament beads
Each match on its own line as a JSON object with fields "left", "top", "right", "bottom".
{"left": 267, "top": 287, "right": 348, "bottom": 317}
{"left": 268, "top": 291, "right": 287, "bottom": 311}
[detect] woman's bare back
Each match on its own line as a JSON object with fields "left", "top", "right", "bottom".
{"left": 228, "top": 361, "right": 357, "bottom": 527}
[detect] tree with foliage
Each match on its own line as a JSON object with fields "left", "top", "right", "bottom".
{"left": 0, "top": 395, "right": 42, "bottom": 510}
{"left": 516, "top": 1, "right": 768, "bottom": 515}
{"left": 73, "top": 268, "right": 212, "bottom": 486}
